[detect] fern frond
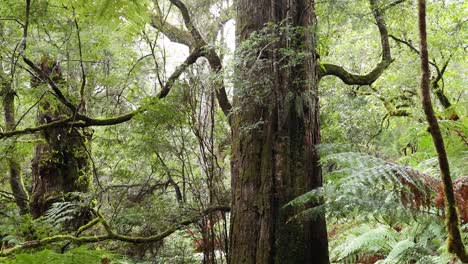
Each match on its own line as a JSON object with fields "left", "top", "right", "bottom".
{"left": 44, "top": 202, "right": 80, "bottom": 228}
{"left": 332, "top": 226, "right": 397, "bottom": 263}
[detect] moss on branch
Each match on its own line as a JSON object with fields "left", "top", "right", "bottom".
{"left": 0, "top": 206, "right": 229, "bottom": 257}
{"left": 318, "top": 0, "right": 394, "bottom": 85}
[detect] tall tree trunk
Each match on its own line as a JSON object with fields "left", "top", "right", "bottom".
{"left": 417, "top": 0, "right": 467, "bottom": 262}
{"left": 30, "top": 56, "right": 91, "bottom": 219}
{"left": 0, "top": 60, "right": 30, "bottom": 215}
{"left": 230, "top": 0, "right": 329, "bottom": 263}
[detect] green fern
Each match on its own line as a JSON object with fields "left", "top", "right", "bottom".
{"left": 331, "top": 226, "right": 397, "bottom": 263}
{"left": 285, "top": 145, "right": 459, "bottom": 263}
{"left": 3, "top": 246, "right": 119, "bottom": 264}
{"left": 43, "top": 201, "right": 80, "bottom": 228}
{"left": 287, "top": 147, "right": 440, "bottom": 224}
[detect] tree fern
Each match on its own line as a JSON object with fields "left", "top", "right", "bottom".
{"left": 285, "top": 145, "right": 464, "bottom": 263}
{"left": 287, "top": 146, "right": 441, "bottom": 224}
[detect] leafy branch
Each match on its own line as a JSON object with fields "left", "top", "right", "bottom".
{"left": 390, "top": 34, "right": 457, "bottom": 116}
{"left": 0, "top": 206, "right": 229, "bottom": 257}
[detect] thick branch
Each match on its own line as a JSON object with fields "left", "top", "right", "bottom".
{"left": 150, "top": 12, "right": 194, "bottom": 46}
{"left": 168, "top": 0, "right": 204, "bottom": 44}
{"left": 169, "top": 0, "right": 232, "bottom": 116}
{"left": 205, "top": 49, "right": 232, "bottom": 117}
{"left": 0, "top": 206, "right": 230, "bottom": 256}
{"left": 149, "top": 2, "right": 233, "bottom": 118}
{"left": 318, "top": 0, "right": 393, "bottom": 85}
{"left": 320, "top": 60, "right": 391, "bottom": 85}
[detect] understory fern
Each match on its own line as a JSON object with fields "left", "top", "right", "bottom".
{"left": 2, "top": 246, "right": 118, "bottom": 264}
{"left": 44, "top": 202, "right": 80, "bottom": 228}
{"left": 287, "top": 144, "right": 441, "bottom": 224}
{"left": 43, "top": 192, "right": 95, "bottom": 229}
{"left": 285, "top": 144, "right": 465, "bottom": 263}
{"left": 332, "top": 226, "right": 397, "bottom": 263}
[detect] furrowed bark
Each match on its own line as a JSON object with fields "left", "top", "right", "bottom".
{"left": 30, "top": 57, "right": 91, "bottom": 220}
{"left": 230, "top": 0, "right": 329, "bottom": 263}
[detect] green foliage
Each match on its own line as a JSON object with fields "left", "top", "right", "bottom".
{"left": 43, "top": 201, "right": 81, "bottom": 229}
{"left": 286, "top": 144, "right": 467, "bottom": 262}
{"left": 0, "top": 0, "right": 466, "bottom": 262}
{"left": 329, "top": 221, "right": 457, "bottom": 264}
{"left": 2, "top": 246, "right": 118, "bottom": 264}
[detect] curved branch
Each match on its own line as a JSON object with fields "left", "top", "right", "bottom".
{"left": 1, "top": 48, "right": 205, "bottom": 140}
{"left": 319, "top": 60, "right": 392, "bottom": 85}
{"left": 318, "top": 0, "right": 393, "bottom": 85}
{"left": 0, "top": 206, "right": 230, "bottom": 257}
{"left": 158, "top": 0, "right": 233, "bottom": 117}
{"left": 168, "top": 0, "right": 204, "bottom": 44}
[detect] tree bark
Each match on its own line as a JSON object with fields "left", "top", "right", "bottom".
{"left": 1, "top": 60, "right": 30, "bottom": 215}
{"left": 30, "top": 56, "right": 91, "bottom": 219}
{"left": 417, "top": 0, "right": 467, "bottom": 262}
{"left": 230, "top": 1, "right": 329, "bottom": 263}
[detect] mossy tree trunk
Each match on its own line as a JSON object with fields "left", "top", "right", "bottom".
{"left": 0, "top": 55, "right": 30, "bottom": 215}
{"left": 417, "top": 1, "right": 467, "bottom": 262}
{"left": 30, "top": 57, "right": 91, "bottom": 219}
{"left": 230, "top": 0, "right": 329, "bottom": 263}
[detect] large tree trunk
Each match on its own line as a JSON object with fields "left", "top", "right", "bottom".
{"left": 230, "top": 0, "right": 329, "bottom": 263}
{"left": 30, "top": 57, "right": 91, "bottom": 219}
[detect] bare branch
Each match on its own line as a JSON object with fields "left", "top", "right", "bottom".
{"left": 390, "top": 34, "right": 455, "bottom": 112}
{"left": 74, "top": 17, "right": 87, "bottom": 113}
{"left": 22, "top": 56, "right": 78, "bottom": 112}
{"left": 158, "top": 47, "right": 203, "bottom": 98}
{"left": 0, "top": 18, "right": 25, "bottom": 28}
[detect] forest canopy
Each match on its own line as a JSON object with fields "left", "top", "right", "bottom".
{"left": 0, "top": 0, "right": 467, "bottom": 263}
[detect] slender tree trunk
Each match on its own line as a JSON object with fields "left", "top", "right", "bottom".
{"left": 30, "top": 56, "right": 91, "bottom": 220}
{"left": 1, "top": 62, "right": 30, "bottom": 215}
{"left": 417, "top": 1, "right": 467, "bottom": 262}
{"left": 230, "top": 0, "right": 329, "bottom": 263}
